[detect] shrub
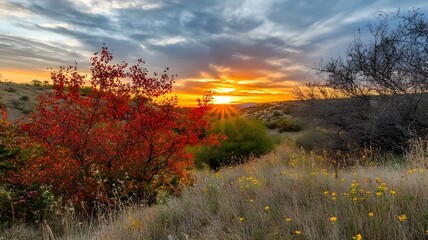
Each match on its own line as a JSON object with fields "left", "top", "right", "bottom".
{"left": 296, "top": 10, "right": 428, "bottom": 154}
{"left": 19, "top": 96, "right": 29, "bottom": 101}
{"left": 194, "top": 117, "right": 274, "bottom": 170}
{"left": 79, "top": 86, "right": 92, "bottom": 96}
{"left": 265, "top": 118, "right": 301, "bottom": 132}
{"left": 30, "top": 79, "right": 42, "bottom": 87}
{"left": 8, "top": 99, "right": 24, "bottom": 111}
{"left": 5, "top": 87, "right": 16, "bottom": 92}
{"left": 275, "top": 118, "right": 301, "bottom": 132}
{"left": 0, "top": 46, "right": 216, "bottom": 222}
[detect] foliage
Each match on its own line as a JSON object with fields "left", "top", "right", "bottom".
{"left": 30, "top": 79, "right": 42, "bottom": 87}
{"left": 0, "top": 46, "right": 216, "bottom": 221}
{"left": 296, "top": 9, "right": 428, "bottom": 154}
{"left": 194, "top": 117, "right": 274, "bottom": 170}
{"left": 266, "top": 118, "right": 301, "bottom": 132}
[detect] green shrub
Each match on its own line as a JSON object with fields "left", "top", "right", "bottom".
{"left": 193, "top": 117, "right": 275, "bottom": 170}
{"left": 264, "top": 118, "right": 302, "bottom": 132}
{"left": 8, "top": 99, "right": 24, "bottom": 111}
{"left": 275, "top": 118, "right": 301, "bottom": 132}
{"left": 79, "top": 86, "right": 92, "bottom": 96}
{"left": 4, "top": 87, "right": 16, "bottom": 93}
{"left": 19, "top": 96, "right": 29, "bottom": 101}
{"left": 30, "top": 79, "right": 42, "bottom": 87}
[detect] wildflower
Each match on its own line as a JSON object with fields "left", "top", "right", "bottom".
{"left": 239, "top": 217, "right": 245, "bottom": 222}
{"left": 295, "top": 230, "right": 302, "bottom": 235}
{"left": 398, "top": 214, "right": 407, "bottom": 222}
{"left": 368, "top": 212, "right": 374, "bottom": 217}
{"left": 249, "top": 198, "right": 254, "bottom": 203}
{"left": 390, "top": 190, "right": 396, "bottom": 195}
{"left": 330, "top": 216, "right": 337, "bottom": 222}
{"left": 323, "top": 191, "right": 329, "bottom": 195}
{"left": 264, "top": 205, "right": 270, "bottom": 211}
{"left": 375, "top": 192, "right": 382, "bottom": 196}
{"left": 331, "top": 192, "right": 336, "bottom": 197}
{"left": 286, "top": 217, "right": 292, "bottom": 222}
{"left": 352, "top": 233, "right": 362, "bottom": 240}
{"left": 376, "top": 178, "right": 382, "bottom": 183}
{"left": 332, "top": 197, "right": 336, "bottom": 201}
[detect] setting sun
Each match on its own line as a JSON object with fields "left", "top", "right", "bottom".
{"left": 213, "top": 96, "right": 233, "bottom": 104}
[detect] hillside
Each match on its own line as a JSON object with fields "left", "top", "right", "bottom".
{"left": 2, "top": 144, "right": 427, "bottom": 239}
{"left": 0, "top": 82, "right": 51, "bottom": 121}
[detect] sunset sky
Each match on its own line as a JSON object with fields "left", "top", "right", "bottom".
{"left": 1, "top": 0, "right": 427, "bottom": 105}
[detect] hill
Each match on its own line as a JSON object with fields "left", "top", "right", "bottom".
{"left": 0, "top": 82, "right": 51, "bottom": 121}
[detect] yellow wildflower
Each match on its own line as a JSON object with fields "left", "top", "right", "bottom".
{"left": 390, "top": 190, "right": 396, "bottom": 195}
{"left": 249, "top": 198, "right": 254, "bottom": 203}
{"left": 352, "top": 233, "right": 362, "bottom": 240}
{"left": 239, "top": 217, "right": 245, "bottom": 221}
{"left": 286, "top": 217, "right": 292, "bottom": 222}
{"left": 295, "top": 230, "right": 302, "bottom": 235}
{"left": 368, "top": 212, "right": 374, "bottom": 217}
{"left": 330, "top": 216, "right": 337, "bottom": 222}
{"left": 399, "top": 214, "right": 407, "bottom": 222}
{"left": 264, "top": 205, "right": 270, "bottom": 211}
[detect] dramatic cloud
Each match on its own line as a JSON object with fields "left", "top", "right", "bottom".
{"left": 1, "top": 0, "right": 427, "bottom": 105}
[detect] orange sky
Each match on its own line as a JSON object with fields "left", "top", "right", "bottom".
{"left": 1, "top": 67, "right": 296, "bottom": 106}
{"left": 0, "top": 68, "right": 51, "bottom": 84}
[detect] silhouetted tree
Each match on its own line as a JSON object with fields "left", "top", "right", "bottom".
{"left": 296, "top": 9, "right": 428, "bottom": 154}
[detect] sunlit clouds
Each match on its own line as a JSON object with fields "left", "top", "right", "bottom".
{"left": 1, "top": 0, "right": 427, "bottom": 106}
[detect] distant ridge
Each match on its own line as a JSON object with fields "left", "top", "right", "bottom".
{"left": 231, "top": 102, "right": 257, "bottom": 109}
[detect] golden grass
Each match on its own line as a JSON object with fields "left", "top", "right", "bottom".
{"left": 2, "top": 144, "right": 428, "bottom": 239}
{"left": 92, "top": 145, "right": 428, "bottom": 240}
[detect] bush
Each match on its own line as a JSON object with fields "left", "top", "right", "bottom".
{"left": 275, "top": 118, "right": 301, "bottom": 132}
{"left": 4, "top": 87, "right": 16, "bottom": 93}
{"left": 0, "top": 46, "right": 215, "bottom": 222}
{"left": 8, "top": 99, "right": 24, "bottom": 111}
{"left": 79, "top": 86, "right": 92, "bottom": 96}
{"left": 296, "top": 10, "right": 428, "bottom": 154}
{"left": 265, "top": 118, "right": 301, "bottom": 132}
{"left": 19, "top": 96, "right": 29, "bottom": 101}
{"left": 193, "top": 117, "right": 274, "bottom": 170}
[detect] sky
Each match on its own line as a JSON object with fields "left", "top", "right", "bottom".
{"left": 1, "top": 0, "right": 428, "bottom": 105}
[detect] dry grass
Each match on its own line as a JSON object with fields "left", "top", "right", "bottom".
{"left": 2, "top": 144, "right": 428, "bottom": 240}
{"left": 92, "top": 145, "right": 428, "bottom": 240}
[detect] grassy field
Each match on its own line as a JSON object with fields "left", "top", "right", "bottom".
{"left": 2, "top": 144, "right": 427, "bottom": 240}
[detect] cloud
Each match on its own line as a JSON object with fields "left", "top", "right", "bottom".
{"left": 1, "top": 0, "right": 428, "bottom": 103}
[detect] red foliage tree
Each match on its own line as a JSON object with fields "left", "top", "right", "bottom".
{"left": 2, "top": 46, "right": 215, "bottom": 213}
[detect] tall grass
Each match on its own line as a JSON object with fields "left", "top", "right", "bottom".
{"left": 94, "top": 145, "right": 428, "bottom": 240}
{"left": 2, "top": 144, "right": 427, "bottom": 239}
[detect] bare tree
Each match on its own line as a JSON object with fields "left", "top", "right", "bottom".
{"left": 296, "top": 9, "right": 428, "bottom": 154}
